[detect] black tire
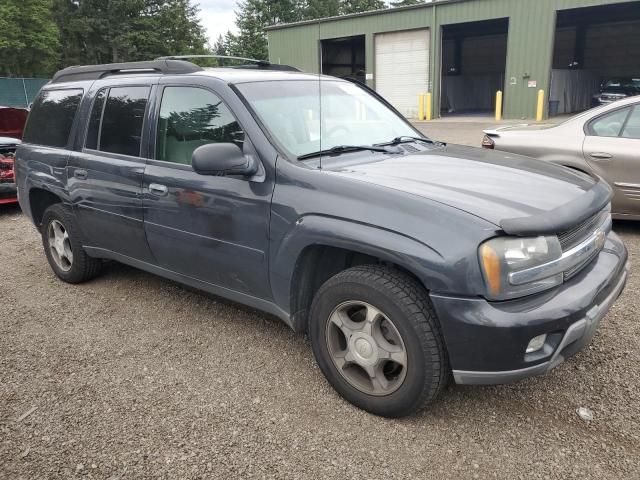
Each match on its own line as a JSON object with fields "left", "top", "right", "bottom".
{"left": 41, "top": 203, "right": 102, "bottom": 283}
{"left": 309, "top": 265, "right": 447, "bottom": 418}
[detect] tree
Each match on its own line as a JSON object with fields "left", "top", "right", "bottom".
{"left": 389, "top": 0, "right": 423, "bottom": 7}
{"left": 0, "top": 0, "right": 60, "bottom": 76}
{"left": 340, "top": 0, "right": 386, "bottom": 14}
{"left": 212, "top": 34, "right": 228, "bottom": 56}
{"left": 232, "top": 0, "right": 301, "bottom": 60}
{"left": 53, "top": 0, "right": 207, "bottom": 67}
{"left": 305, "top": 0, "right": 340, "bottom": 19}
{"left": 128, "top": 0, "right": 208, "bottom": 61}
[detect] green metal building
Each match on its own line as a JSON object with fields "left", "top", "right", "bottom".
{"left": 266, "top": 0, "right": 640, "bottom": 119}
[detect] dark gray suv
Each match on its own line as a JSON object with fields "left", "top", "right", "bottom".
{"left": 15, "top": 59, "right": 629, "bottom": 417}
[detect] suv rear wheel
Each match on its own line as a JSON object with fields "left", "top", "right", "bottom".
{"left": 41, "top": 204, "right": 102, "bottom": 283}
{"left": 309, "top": 265, "right": 447, "bottom": 417}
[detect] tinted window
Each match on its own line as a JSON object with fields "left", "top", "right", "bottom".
{"left": 621, "top": 106, "right": 640, "bottom": 140}
{"left": 100, "top": 86, "right": 150, "bottom": 157}
{"left": 23, "top": 89, "right": 83, "bottom": 147}
{"left": 85, "top": 89, "right": 107, "bottom": 150}
{"left": 156, "top": 87, "right": 244, "bottom": 165}
{"left": 589, "top": 107, "right": 630, "bottom": 137}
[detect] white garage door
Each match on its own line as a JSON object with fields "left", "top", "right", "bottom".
{"left": 375, "top": 29, "right": 430, "bottom": 118}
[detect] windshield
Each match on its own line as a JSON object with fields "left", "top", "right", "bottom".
{"left": 236, "top": 80, "right": 418, "bottom": 158}
{"left": 604, "top": 78, "right": 640, "bottom": 93}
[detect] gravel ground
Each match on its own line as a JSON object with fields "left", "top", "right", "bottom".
{"left": 1, "top": 124, "right": 639, "bottom": 479}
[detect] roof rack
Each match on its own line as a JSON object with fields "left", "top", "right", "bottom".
{"left": 51, "top": 59, "right": 203, "bottom": 84}
{"left": 156, "top": 55, "right": 301, "bottom": 72}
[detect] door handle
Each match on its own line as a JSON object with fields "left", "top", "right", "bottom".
{"left": 74, "top": 169, "right": 88, "bottom": 180}
{"left": 149, "top": 183, "right": 168, "bottom": 196}
{"left": 589, "top": 152, "right": 612, "bottom": 160}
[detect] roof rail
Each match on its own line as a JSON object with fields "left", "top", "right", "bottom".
{"left": 156, "top": 55, "right": 301, "bottom": 72}
{"left": 51, "top": 59, "right": 203, "bottom": 84}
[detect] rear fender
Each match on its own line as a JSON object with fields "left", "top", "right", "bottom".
{"left": 15, "top": 144, "right": 71, "bottom": 222}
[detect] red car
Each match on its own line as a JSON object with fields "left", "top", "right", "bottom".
{"left": 0, "top": 107, "right": 28, "bottom": 205}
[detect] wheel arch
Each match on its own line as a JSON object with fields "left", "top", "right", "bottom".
{"left": 28, "top": 187, "right": 63, "bottom": 228}
{"left": 539, "top": 155, "right": 593, "bottom": 176}
{"left": 270, "top": 215, "right": 445, "bottom": 333}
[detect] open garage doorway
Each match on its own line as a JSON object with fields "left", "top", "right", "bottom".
{"left": 321, "top": 35, "right": 366, "bottom": 84}
{"left": 440, "top": 18, "right": 508, "bottom": 117}
{"left": 551, "top": 2, "right": 640, "bottom": 116}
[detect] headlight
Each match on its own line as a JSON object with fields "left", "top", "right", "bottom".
{"left": 479, "top": 235, "right": 563, "bottom": 300}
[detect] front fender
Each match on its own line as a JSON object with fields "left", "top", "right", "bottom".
{"left": 269, "top": 214, "right": 454, "bottom": 316}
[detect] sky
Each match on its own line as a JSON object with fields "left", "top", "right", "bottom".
{"left": 197, "top": 0, "right": 238, "bottom": 45}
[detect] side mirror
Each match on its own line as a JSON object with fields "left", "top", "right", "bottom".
{"left": 191, "top": 143, "right": 258, "bottom": 177}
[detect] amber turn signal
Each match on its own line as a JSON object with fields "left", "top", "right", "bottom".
{"left": 479, "top": 243, "right": 501, "bottom": 296}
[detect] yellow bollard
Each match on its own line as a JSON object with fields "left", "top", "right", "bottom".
{"left": 536, "top": 89, "right": 545, "bottom": 122}
{"left": 418, "top": 94, "right": 425, "bottom": 120}
{"left": 495, "top": 90, "right": 503, "bottom": 122}
{"left": 425, "top": 93, "right": 432, "bottom": 121}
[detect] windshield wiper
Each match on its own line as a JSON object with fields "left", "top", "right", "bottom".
{"left": 297, "top": 144, "right": 393, "bottom": 160}
{"left": 376, "top": 135, "right": 441, "bottom": 146}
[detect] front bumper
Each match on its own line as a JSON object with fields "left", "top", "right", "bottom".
{"left": 431, "top": 231, "right": 628, "bottom": 385}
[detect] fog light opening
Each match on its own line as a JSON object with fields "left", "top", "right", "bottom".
{"left": 526, "top": 334, "right": 547, "bottom": 353}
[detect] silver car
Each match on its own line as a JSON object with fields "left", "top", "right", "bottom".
{"left": 482, "top": 96, "right": 640, "bottom": 220}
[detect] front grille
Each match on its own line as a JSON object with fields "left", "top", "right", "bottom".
{"left": 563, "top": 250, "right": 600, "bottom": 281}
{"left": 558, "top": 210, "right": 608, "bottom": 251}
{"left": 558, "top": 209, "right": 609, "bottom": 281}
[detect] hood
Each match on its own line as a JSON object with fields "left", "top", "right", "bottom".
{"left": 328, "top": 144, "right": 610, "bottom": 235}
{"left": 0, "top": 107, "right": 28, "bottom": 139}
{"left": 0, "top": 136, "right": 21, "bottom": 145}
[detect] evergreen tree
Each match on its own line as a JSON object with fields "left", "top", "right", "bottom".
{"left": 212, "top": 34, "right": 229, "bottom": 56}
{"left": 53, "top": 0, "right": 207, "bottom": 67}
{"left": 305, "top": 0, "right": 340, "bottom": 19}
{"left": 0, "top": 0, "right": 60, "bottom": 76}
{"left": 232, "top": 0, "right": 301, "bottom": 60}
{"left": 340, "top": 0, "right": 386, "bottom": 14}
{"left": 389, "top": 0, "right": 423, "bottom": 7}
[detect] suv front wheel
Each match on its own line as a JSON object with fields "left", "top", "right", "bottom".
{"left": 309, "top": 265, "right": 447, "bottom": 417}
{"left": 41, "top": 204, "right": 102, "bottom": 283}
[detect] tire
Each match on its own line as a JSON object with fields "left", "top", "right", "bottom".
{"left": 309, "top": 265, "right": 447, "bottom": 418}
{"left": 41, "top": 203, "right": 102, "bottom": 283}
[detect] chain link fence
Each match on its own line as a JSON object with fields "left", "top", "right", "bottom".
{"left": 0, "top": 78, "right": 50, "bottom": 108}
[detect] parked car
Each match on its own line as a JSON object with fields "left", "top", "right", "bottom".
{"left": 482, "top": 96, "right": 640, "bottom": 220}
{"left": 0, "top": 136, "right": 21, "bottom": 205}
{"left": 0, "top": 107, "right": 28, "bottom": 205}
{"left": 593, "top": 78, "right": 640, "bottom": 106}
{"left": 16, "top": 59, "right": 628, "bottom": 417}
{"left": 0, "top": 106, "right": 29, "bottom": 139}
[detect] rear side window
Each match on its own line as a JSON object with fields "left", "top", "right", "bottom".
{"left": 23, "top": 89, "right": 83, "bottom": 147}
{"left": 621, "top": 106, "right": 640, "bottom": 140}
{"left": 85, "top": 86, "right": 150, "bottom": 157}
{"left": 588, "top": 107, "right": 630, "bottom": 137}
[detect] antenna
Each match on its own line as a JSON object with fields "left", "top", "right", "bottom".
{"left": 317, "top": 19, "right": 322, "bottom": 171}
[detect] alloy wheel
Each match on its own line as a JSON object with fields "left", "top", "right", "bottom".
{"left": 325, "top": 301, "right": 407, "bottom": 396}
{"left": 47, "top": 219, "right": 73, "bottom": 272}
